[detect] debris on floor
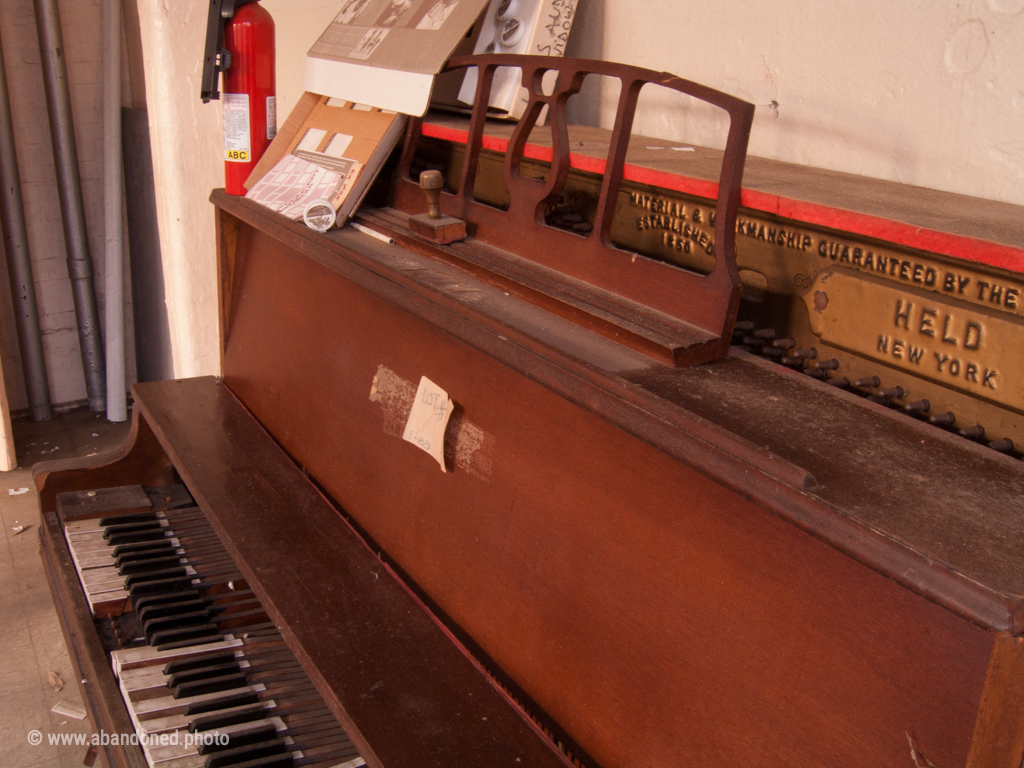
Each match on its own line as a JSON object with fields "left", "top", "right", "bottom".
{"left": 51, "top": 701, "right": 87, "bottom": 720}
{"left": 47, "top": 670, "right": 64, "bottom": 692}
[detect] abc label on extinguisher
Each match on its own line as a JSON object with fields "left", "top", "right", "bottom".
{"left": 223, "top": 93, "right": 251, "bottom": 162}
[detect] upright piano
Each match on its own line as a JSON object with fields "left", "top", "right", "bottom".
{"left": 35, "top": 56, "right": 1024, "bottom": 768}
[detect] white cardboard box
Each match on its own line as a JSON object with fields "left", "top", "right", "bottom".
{"left": 305, "top": 0, "right": 491, "bottom": 117}
{"left": 457, "top": 0, "right": 577, "bottom": 119}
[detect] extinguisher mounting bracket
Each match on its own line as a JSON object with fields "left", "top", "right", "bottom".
{"left": 201, "top": 0, "right": 262, "bottom": 103}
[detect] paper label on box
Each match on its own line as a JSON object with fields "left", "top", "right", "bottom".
{"left": 402, "top": 376, "right": 453, "bottom": 471}
{"left": 223, "top": 93, "right": 251, "bottom": 162}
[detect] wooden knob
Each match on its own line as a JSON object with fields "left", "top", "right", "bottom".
{"left": 419, "top": 170, "right": 444, "bottom": 220}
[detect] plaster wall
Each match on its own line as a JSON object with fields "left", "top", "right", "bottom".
{"left": 566, "top": 0, "right": 1024, "bottom": 207}
{"left": 0, "top": 0, "right": 136, "bottom": 413}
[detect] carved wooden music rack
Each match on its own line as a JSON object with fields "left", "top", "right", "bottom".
{"left": 387, "top": 54, "right": 757, "bottom": 366}
{"left": 389, "top": 55, "right": 755, "bottom": 366}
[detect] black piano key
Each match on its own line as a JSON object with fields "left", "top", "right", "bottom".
{"left": 200, "top": 730, "right": 281, "bottom": 758}
{"left": 125, "top": 567, "right": 189, "bottom": 590}
{"left": 130, "top": 576, "right": 195, "bottom": 598}
{"left": 115, "top": 544, "right": 177, "bottom": 568}
{"left": 119, "top": 555, "right": 183, "bottom": 576}
{"left": 167, "top": 661, "right": 242, "bottom": 688}
{"left": 164, "top": 650, "right": 238, "bottom": 676}
{"left": 140, "top": 599, "right": 208, "bottom": 624}
{"left": 113, "top": 539, "right": 176, "bottom": 558}
{"left": 184, "top": 689, "right": 259, "bottom": 716}
{"left": 189, "top": 703, "right": 268, "bottom": 733}
{"left": 99, "top": 511, "right": 158, "bottom": 527}
{"left": 204, "top": 749, "right": 292, "bottom": 768}
{"left": 172, "top": 671, "right": 248, "bottom": 699}
{"left": 144, "top": 611, "right": 214, "bottom": 644}
{"left": 106, "top": 529, "right": 167, "bottom": 546}
{"left": 156, "top": 633, "right": 226, "bottom": 651}
{"left": 152, "top": 623, "right": 221, "bottom": 648}
{"left": 102, "top": 520, "right": 163, "bottom": 540}
{"left": 133, "top": 589, "right": 201, "bottom": 612}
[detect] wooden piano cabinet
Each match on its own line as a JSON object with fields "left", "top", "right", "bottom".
{"left": 213, "top": 192, "right": 1024, "bottom": 768}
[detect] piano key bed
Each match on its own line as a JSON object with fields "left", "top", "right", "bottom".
{"left": 58, "top": 482, "right": 365, "bottom": 768}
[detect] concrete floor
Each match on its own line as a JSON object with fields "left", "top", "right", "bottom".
{"left": 0, "top": 407, "right": 132, "bottom": 768}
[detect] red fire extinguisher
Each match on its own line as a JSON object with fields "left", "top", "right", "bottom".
{"left": 201, "top": 0, "right": 276, "bottom": 195}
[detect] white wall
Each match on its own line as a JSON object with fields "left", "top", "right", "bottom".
{"left": 567, "top": 0, "right": 1024, "bottom": 206}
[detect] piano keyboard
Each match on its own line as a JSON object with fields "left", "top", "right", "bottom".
{"left": 60, "top": 485, "right": 366, "bottom": 768}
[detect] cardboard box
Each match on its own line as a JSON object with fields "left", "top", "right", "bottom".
{"left": 304, "top": 0, "right": 491, "bottom": 117}
{"left": 245, "top": 93, "right": 407, "bottom": 226}
{"left": 457, "top": 0, "right": 577, "bottom": 119}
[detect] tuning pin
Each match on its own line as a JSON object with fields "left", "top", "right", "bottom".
{"left": 815, "top": 359, "right": 839, "bottom": 370}
{"left": 930, "top": 411, "right": 956, "bottom": 426}
{"left": 988, "top": 438, "right": 1014, "bottom": 453}
{"left": 732, "top": 320, "right": 756, "bottom": 335}
{"left": 960, "top": 424, "right": 985, "bottom": 440}
{"left": 771, "top": 338, "right": 796, "bottom": 349}
{"left": 904, "top": 399, "right": 930, "bottom": 413}
{"left": 781, "top": 356, "right": 805, "bottom": 366}
{"left": 854, "top": 376, "right": 881, "bottom": 388}
{"left": 752, "top": 328, "right": 776, "bottom": 339}
{"left": 793, "top": 348, "right": 818, "bottom": 359}
{"left": 828, "top": 377, "right": 850, "bottom": 388}
{"left": 742, "top": 336, "right": 766, "bottom": 346}
{"left": 761, "top": 346, "right": 785, "bottom": 357}
{"left": 867, "top": 395, "right": 891, "bottom": 406}
{"left": 804, "top": 368, "right": 828, "bottom": 380}
{"left": 880, "top": 386, "right": 906, "bottom": 399}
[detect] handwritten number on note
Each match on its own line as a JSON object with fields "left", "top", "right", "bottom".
{"left": 402, "top": 376, "right": 454, "bottom": 472}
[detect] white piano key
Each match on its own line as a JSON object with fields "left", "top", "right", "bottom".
{"left": 81, "top": 566, "right": 121, "bottom": 585}
{"left": 122, "top": 660, "right": 251, "bottom": 702}
{"left": 65, "top": 513, "right": 167, "bottom": 534}
{"left": 86, "top": 592, "right": 130, "bottom": 617}
{"left": 112, "top": 636, "right": 242, "bottom": 674}
{"left": 143, "top": 728, "right": 199, "bottom": 762}
{"left": 130, "top": 684, "right": 268, "bottom": 720}
{"left": 144, "top": 721, "right": 288, "bottom": 764}
{"left": 151, "top": 756, "right": 205, "bottom": 768}
{"left": 136, "top": 698, "right": 275, "bottom": 736}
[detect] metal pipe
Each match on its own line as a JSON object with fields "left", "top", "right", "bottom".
{"left": 33, "top": 0, "right": 106, "bottom": 412}
{"left": 103, "top": 0, "right": 126, "bottom": 422}
{"left": 0, "top": 35, "right": 53, "bottom": 421}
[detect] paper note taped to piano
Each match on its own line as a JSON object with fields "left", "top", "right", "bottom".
{"left": 402, "top": 376, "right": 453, "bottom": 471}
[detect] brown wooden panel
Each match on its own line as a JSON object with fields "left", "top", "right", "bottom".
{"left": 967, "top": 634, "right": 1024, "bottom": 767}
{"left": 33, "top": 407, "right": 174, "bottom": 516}
{"left": 222, "top": 219, "right": 994, "bottom": 768}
